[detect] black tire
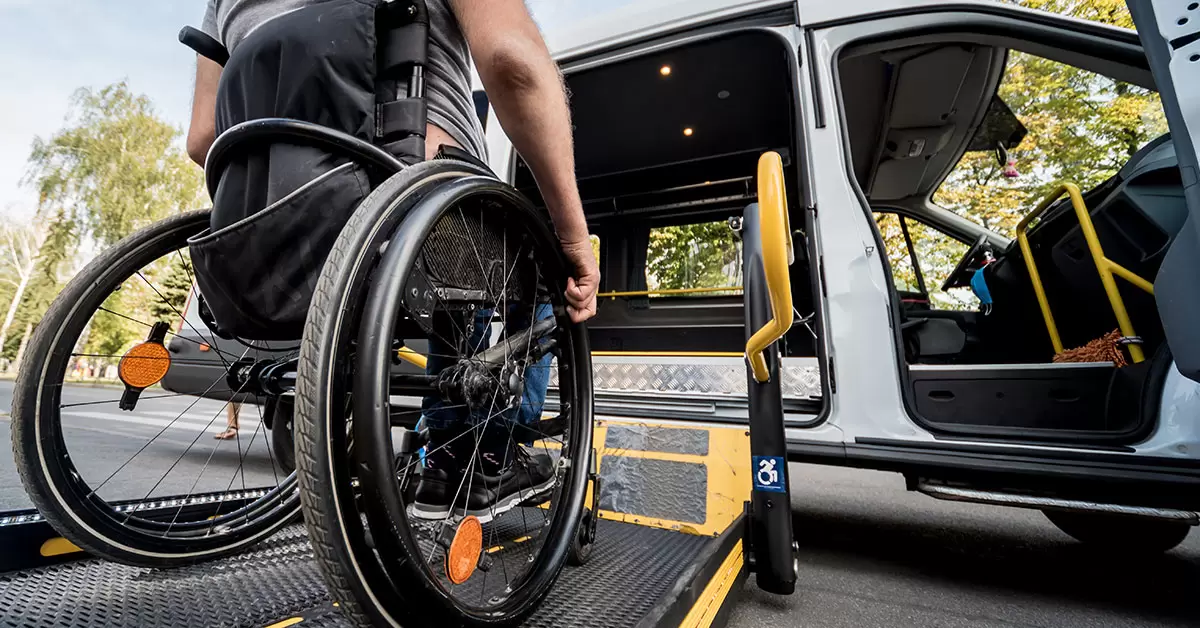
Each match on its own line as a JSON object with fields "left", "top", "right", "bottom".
{"left": 1044, "top": 510, "right": 1191, "bottom": 554}
{"left": 295, "top": 161, "right": 594, "bottom": 627}
{"left": 10, "top": 211, "right": 300, "bottom": 566}
{"left": 270, "top": 399, "right": 297, "bottom": 474}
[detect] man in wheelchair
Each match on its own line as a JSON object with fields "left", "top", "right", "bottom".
{"left": 186, "top": 0, "right": 600, "bottom": 519}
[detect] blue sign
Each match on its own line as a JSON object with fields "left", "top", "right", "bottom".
{"left": 752, "top": 456, "right": 787, "bottom": 493}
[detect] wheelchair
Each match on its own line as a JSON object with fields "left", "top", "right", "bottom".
{"left": 10, "top": 1, "right": 596, "bottom": 625}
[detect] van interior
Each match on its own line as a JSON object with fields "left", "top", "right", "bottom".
{"left": 837, "top": 36, "right": 1185, "bottom": 445}
{"left": 514, "top": 31, "right": 825, "bottom": 419}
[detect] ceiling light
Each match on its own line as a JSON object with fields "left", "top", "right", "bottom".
{"left": 660, "top": 65, "right": 672, "bottom": 76}
{"left": 683, "top": 128, "right": 694, "bottom": 137}
{"left": 717, "top": 90, "right": 730, "bottom": 99}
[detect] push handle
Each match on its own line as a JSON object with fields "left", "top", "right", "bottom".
{"left": 745, "top": 152, "right": 794, "bottom": 383}
{"left": 179, "top": 26, "right": 229, "bottom": 67}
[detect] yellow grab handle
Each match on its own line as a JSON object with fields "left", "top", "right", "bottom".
{"left": 1017, "top": 182, "right": 1154, "bottom": 364}
{"left": 746, "top": 152, "right": 794, "bottom": 383}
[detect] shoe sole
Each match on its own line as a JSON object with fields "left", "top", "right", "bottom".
{"left": 455, "top": 477, "right": 557, "bottom": 524}
{"left": 409, "top": 502, "right": 453, "bottom": 520}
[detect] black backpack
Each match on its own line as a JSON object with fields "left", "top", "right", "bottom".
{"left": 188, "top": 0, "right": 480, "bottom": 341}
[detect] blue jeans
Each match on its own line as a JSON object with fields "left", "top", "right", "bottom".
{"left": 421, "top": 303, "right": 553, "bottom": 432}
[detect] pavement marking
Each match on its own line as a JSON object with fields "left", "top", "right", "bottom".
{"left": 141, "top": 409, "right": 263, "bottom": 428}
{"left": 62, "top": 410, "right": 260, "bottom": 435}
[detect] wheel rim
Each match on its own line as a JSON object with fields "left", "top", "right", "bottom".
{"left": 26, "top": 212, "right": 298, "bottom": 554}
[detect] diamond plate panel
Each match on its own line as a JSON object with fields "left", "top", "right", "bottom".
{"left": 549, "top": 358, "right": 821, "bottom": 399}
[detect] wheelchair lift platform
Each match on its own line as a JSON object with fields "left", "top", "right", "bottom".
{"left": 0, "top": 417, "right": 752, "bottom": 628}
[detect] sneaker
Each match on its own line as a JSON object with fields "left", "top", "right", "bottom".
{"left": 455, "top": 452, "right": 556, "bottom": 523}
{"left": 411, "top": 467, "right": 456, "bottom": 520}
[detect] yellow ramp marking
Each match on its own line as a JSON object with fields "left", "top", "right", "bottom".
{"left": 594, "top": 418, "right": 750, "bottom": 536}
{"left": 679, "top": 540, "right": 744, "bottom": 628}
{"left": 263, "top": 618, "right": 303, "bottom": 628}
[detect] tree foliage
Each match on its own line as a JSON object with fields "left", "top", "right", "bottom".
{"left": 7, "top": 83, "right": 204, "bottom": 361}
{"left": 933, "top": 0, "right": 1167, "bottom": 236}
{"left": 646, "top": 221, "right": 741, "bottom": 292}
{"left": 25, "top": 83, "right": 203, "bottom": 247}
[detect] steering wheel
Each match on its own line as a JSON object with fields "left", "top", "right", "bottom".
{"left": 940, "top": 234, "right": 992, "bottom": 292}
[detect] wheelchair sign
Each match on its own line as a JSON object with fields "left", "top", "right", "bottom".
{"left": 752, "top": 456, "right": 786, "bottom": 493}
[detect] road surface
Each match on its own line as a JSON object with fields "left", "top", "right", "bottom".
{"left": 3, "top": 382, "right": 1199, "bottom": 627}
{"left": 0, "top": 380, "right": 284, "bottom": 511}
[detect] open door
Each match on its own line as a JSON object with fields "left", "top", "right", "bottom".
{"left": 1128, "top": 0, "right": 1200, "bottom": 383}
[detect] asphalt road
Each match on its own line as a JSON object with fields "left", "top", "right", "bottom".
{"left": 3, "top": 381, "right": 1200, "bottom": 627}
{"left": 728, "top": 464, "right": 1200, "bottom": 628}
{"left": 0, "top": 380, "right": 284, "bottom": 511}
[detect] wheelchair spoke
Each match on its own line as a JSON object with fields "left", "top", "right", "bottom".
{"left": 95, "top": 305, "right": 241, "bottom": 361}
{"left": 136, "top": 269, "right": 232, "bottom": 370}
{"left": 86, "top": 349, "right": 249, "bottom": 499}
{"left": 258, "top": 402, "right": 281, "bottom": 489}
{"left": 59, "top": 392, "right": 193, "bottom": 409}
{"left": 122, "top": 377, "right": 255, "bottom": 524}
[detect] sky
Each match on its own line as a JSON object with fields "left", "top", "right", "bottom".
{"left": 0, "top": 0, "right": 639, "bottom": 221}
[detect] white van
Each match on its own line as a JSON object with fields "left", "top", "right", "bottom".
{"left": 469, "top": 0, "right": 1200, "bottom": 552}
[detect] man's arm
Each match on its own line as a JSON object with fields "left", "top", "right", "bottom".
{"left": 187, "top": 55, "right": 222, "bottom": 167}
{"left": 449, "top": 0, "right": 599, "bottom": 323}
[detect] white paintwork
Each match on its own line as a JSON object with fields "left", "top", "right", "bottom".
{"left": 480, "top": 0, "right": 1200, "bottom": 476}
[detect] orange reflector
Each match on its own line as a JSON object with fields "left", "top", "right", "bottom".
{"left": 198, "top": 343, "right": 211, "bottom": 352}
{"left": 118, "top": 342, "right": 171, "bottom": 389}
{"left": 445, "top": 516, "right": 483, "bottom": 584}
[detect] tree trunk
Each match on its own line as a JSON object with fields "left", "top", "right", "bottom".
{"left": 13, "top": 321, "right": 33, "bottom": 372}
{"left": 0, "top": 263, "right": 33, "bottom": 355}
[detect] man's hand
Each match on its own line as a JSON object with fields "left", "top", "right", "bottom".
{"left": 450, "top": 0, "right": 599, "bottom": 321}
{"left": 561, "top": 237, "right": 600, "bottom": 323}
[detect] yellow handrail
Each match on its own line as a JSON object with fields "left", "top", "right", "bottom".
{"left": 745, "top": 152, "right": 794, "bottom": 383}
{"left": 598, "top": 286, "right": 743, "bottom": 299}
{"left": 1016, "top": 182, "right": 1155, "bottom": 363}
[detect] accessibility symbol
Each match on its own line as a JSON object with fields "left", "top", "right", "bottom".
{"left": 752, "top": 456, "right": 786, "bottom": 493}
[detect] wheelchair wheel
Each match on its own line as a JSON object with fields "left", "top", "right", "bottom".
{"left": 10, "top": 211, "right": 300, "bottom": 566}
{"left": 269, "top": 397, "right": 297, "bottom": 474}
{"left": 295, "top": 160, "right": 594, "bottom": 627}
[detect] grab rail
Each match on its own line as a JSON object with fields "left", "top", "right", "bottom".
{"left": 597, "top": 286, "right": 743, "bottom": 298}
{"left": 745, "top": 152, "right": 794, "bottom": 383}
{"left": 1016, "top": 182, "right": 1155, "bottom": 363}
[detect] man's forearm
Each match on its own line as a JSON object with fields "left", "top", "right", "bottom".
{"left": 481, "top": 47, "right": 589, "bottom": 244}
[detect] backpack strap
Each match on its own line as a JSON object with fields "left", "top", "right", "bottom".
{"left": 376, "top": 0, "right": 431, "bottom": 162}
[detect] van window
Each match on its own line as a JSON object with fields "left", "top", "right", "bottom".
{"left": 933, "top": 50, "right": 1166, "bottom": 235}
{"left": 645, "top": 220, "right": 741, "bottom": 295}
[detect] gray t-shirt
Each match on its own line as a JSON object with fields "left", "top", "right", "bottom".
{"left": 202, "top": 0, "right": 486, "bottom": 159}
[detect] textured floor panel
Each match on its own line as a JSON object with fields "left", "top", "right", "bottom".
{"left": 0, "top": 520, "right": 710, "bottom": 628}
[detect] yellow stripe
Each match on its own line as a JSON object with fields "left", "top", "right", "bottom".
{"left": 600, "top": 449, "right": 707, "bottom": 464}
{"left": 39, "top": 537, "right": 82, "bottom": 557}
{"left": 678, "top": 540, "right": 744, "bottom": 628}
{"left": 598, "top": 286, "right": 743, "bottom": 298}
{"left": 262, "top": 618, "right": 303, "bottom": 628}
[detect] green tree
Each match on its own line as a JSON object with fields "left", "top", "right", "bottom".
{"left": 5, "top": 212, "right": 76, "bottom": 358}
{"left": 934, "top": 0, "right": 1166, "bottom": 237}
{"left": 646, "top": 221, "right": 741, "bottom": 292}
{"left": 8, "top": 82, "right": 204, "bottom": 360}
{"left": 25, "top": 83, "right": 203, "bottom": 247}
{"left": 148, "top": 253, "right": 194, "bottom": 324}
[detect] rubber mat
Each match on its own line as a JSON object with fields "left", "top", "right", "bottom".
{"left": 0, "top": 519, "right": 711, "bottom": 628}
